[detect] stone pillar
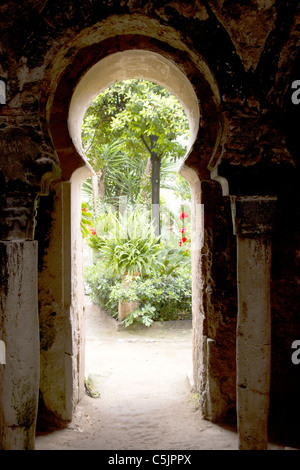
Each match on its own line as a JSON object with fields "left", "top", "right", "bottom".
{"left": 0, "top": 181, "right": 41, "bottom": 449}
{"left": 0, "top": 126, "right": 60, "bottom": 449}
{"left": 0, "top": 241, "right": 39, "bottom": 450}
{"left": 231, "top": 195, "right": 277, "bottom": 450}
{"left": 0, "top": 122, "right": 60, "bottom": 450}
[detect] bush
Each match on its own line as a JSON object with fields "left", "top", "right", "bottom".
{"left": 84, "top": 209, "right": 192, "bottom": 327}
{"left": 84, "top": 263, "right": 192, "bottom": 327}
{"left": 84, "top": 264, "right": 121, "bottom": 318}
{"left": 87, "top": 209, "right": 162, "bottom": 276}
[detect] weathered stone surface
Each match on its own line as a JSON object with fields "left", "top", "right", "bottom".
{"left": 231, "top": 196, "right": 277, "bottom": 450}
{"left": 0, "top": 0, "right": 299, "bottom": 450}
{"left": 0, "top": 126, "right": 60, "bottom": 240}
{"left": 231, "top": 195, "right": 278, "bottom": 236}
{"left": 0, "top": 242, "right": 39, "bottom": 450}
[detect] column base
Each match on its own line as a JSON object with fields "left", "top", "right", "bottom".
{"left": 0, "top": 425, "right": 36, "bottom": 451}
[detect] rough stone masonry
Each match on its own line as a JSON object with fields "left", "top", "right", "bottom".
{"left": 0, "top": 0, "right": 299, "bottom": 450}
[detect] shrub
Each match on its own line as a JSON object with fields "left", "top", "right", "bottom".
{"left": 87, "top": 209, "right": 162, "bottom": 276}
{"left": 84, "top": 264, "right": 121, "bottom": 318}
{"left": 85, "top": 263, "right": 192, "bottom": 327}
{"left": 109, "top": 270, "right": 192, "bottom": 325}
{"left": 84, "top": 209, "right": 192, "bottom": 327}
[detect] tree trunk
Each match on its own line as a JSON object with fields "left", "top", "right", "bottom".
{"left": 91, "top": 174, "right": 99, "bottom": 210}
{"left": 150, "top": 135, "right": 161, "bottom": 237}
{"left": 140, "top": 157, "right": 151, "bottom": 204}
{"left": 98, "top": 168, "right": 106, "bottom": 202}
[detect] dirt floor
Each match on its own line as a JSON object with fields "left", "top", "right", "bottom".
{"left": 35, "top": 298, "right": 292, "bottom": 451}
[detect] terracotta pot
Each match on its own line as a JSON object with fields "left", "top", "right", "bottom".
{"left": 118, "top": 272, "right": 140, "bottom": 322}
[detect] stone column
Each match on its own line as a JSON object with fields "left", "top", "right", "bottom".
{"left": 0, "top": 241, "right": 39, "bottom": 450}
{"left": 0, "top": 185, "right": 40, "bottom": 450}
{"left": 0, "top": 126, "right": 61, "bottom": 449}
{"left": 231, "top": 195, "right": 277, "bottom": 450}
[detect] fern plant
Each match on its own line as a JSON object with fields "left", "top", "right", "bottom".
{"left": 88, "top": 209, "right": 162, "bottom": 277}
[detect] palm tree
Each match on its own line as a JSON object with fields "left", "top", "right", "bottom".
{"left": 82, "top": 139, "right": 148, "bottom": 213}
{"left": 81, "top": 79, "right": 189, "bottom": 235}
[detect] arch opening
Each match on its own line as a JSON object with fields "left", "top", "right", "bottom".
{"left": 69, "top": 51, "right": 200, "bottom": 414}
{"left": 80, "top": 76, "right": 193, "bottom": 326}
{"left": 40, "top": 37, "right": 225, "bottom": 437}
{"left": 68, "top": 49, "right": 200, "bottom": 165}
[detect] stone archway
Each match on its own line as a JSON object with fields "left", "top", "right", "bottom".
{"left": 41, "top": 32, "right": 227, "bottom": 435}
{"left": 0, "top": 2, "right": 298, "bottom": 452}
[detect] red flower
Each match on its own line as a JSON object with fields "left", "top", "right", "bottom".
{"left": 180, "top": 227, "right": 186, "bottom": 233}
{"left": 90, "top": 227, "right": 96, "bottom": 236}
{"left": 179, "top": 240, "right": 182, "bottom": 247}
{"left": 82, "top": 207, "right": 88, "bottom": 212}
{"left": 179, "top": 212, "right": 189, "bottom": 220}
{"left": 182, "top": 236, "right": 187, "bottom": 243}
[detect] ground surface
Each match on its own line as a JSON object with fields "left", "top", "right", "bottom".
{"left": 35, "top": 299, "right": 290, "bottom": 451}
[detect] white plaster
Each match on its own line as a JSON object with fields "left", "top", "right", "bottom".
{"left": 210, "top": 166, "right": 229, "bottom": 196}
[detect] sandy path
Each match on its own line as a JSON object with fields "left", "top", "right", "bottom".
{"left": 35, "top": 300, "right": 242, "bottom": 450}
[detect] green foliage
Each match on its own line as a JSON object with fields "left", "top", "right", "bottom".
{"left": 84, "top": 374, "right": 101, "bottom": 398}
{"left": 84, "top": 263, "right": 121, "bottom": 318}
{"left": 84, "top": 243, "right": 192, "bottom": 327}
{"left": 86, "top": 209, "right": 162, "bottom": 276}
{"left": 161, "top": 172, "right": 191, "bottom": 202}
{"left": 81, "top": 202, "right": 93, "bottom": 238}
{"left": 155, "top": 246, "right": 191, "bottom": 275}
{"left": 109, "top": 269, "right": 192, "bottom": 323}
{"left": 82, "top": 79, "right": 189, "bottom": 164}
{"left": 81, "top": 79, "right": 190, "bottom": 232}
{"left": 87, "top": 209, "right": 117, "bottom": 252}
{"left": 81, "top": 80, "right": 192, "bottom": 327}
{"left": 84, "top": 140, "right": 149, "bottom": 206}
{"left": 123, "top": 304, "right": 157, "bottom": 328}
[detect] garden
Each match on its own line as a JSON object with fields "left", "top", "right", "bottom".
{"left": 81, "top": 79, "right": 192, "bottom": 327}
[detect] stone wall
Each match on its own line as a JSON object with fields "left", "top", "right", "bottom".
{"left": 0, "top": 0, "right": 299, "bottom": 449}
